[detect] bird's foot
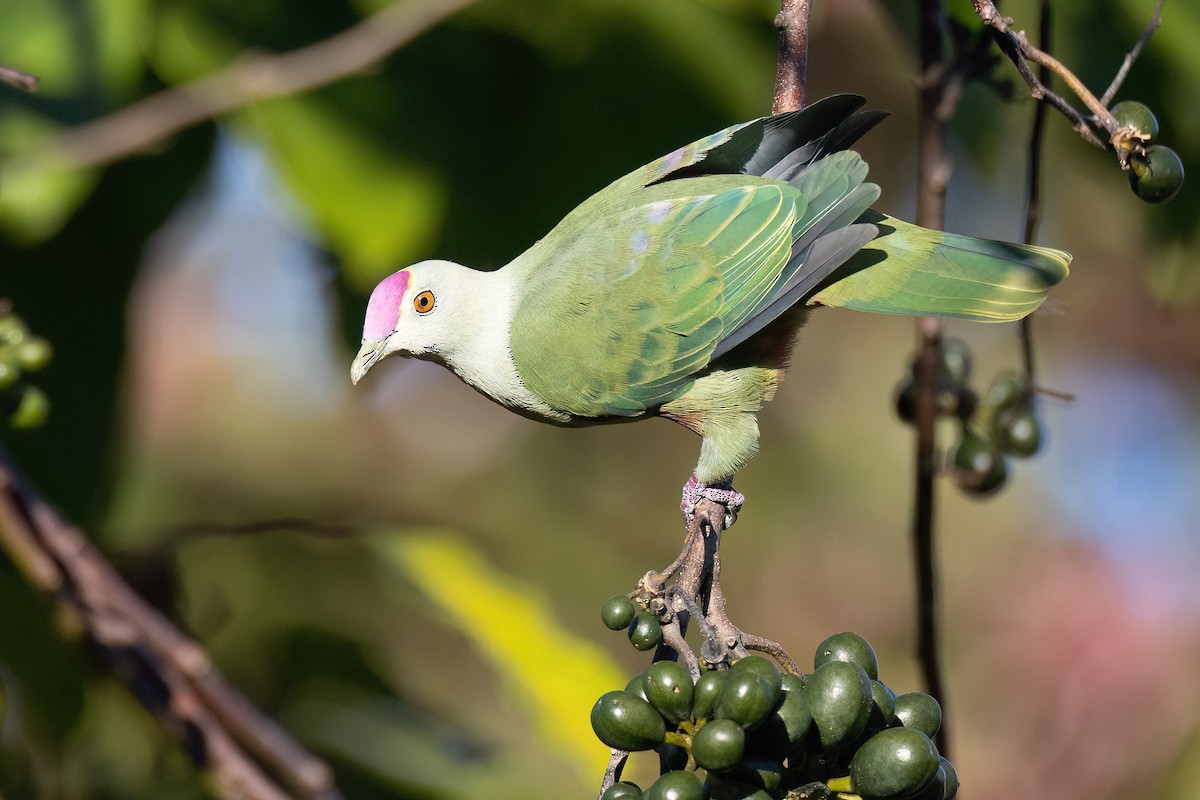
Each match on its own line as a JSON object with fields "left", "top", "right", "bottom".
{"left": 680, "top": 474, "right": 744, "bottom": 530}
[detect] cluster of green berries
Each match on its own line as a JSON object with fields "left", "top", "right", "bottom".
{"left": 1111, "top": 100, "right": 1184, "bottom": 204}
{"left": 895, "top": 339, "right": 1041, "bottom": 497}
{"left": 594, "top": 611, "right": 957, "bottom": 800}
{"left": 0, "top": 308, "right": 52, "bottom": 430}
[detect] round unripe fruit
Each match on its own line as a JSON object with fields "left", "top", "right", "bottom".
{"left": 628, "top": 611, "right": 662, "bottom": 651}
{"left": 730, "top": 655, "right": 783, "bottom": 697}
{"left": 751, "top": 673, "right": 812, "bottom": 754}
{"left": 849, "top": 727, "right": 940, "bottom": 800}
{"left": 9, "top": 386, "right": 49, "bottom": 429}
{"left": 940, "top": 338, "right": 972, "bottom": 387}
{"left": 1129, "top": 145, "right": 1184, "bottom": 203}
{"left": 0, "top": 356, "right": 18, "bottom": 391}
{"left": 692, "top": 669, "right": 726, "bottom": 721}
{"left": 590, "top": 690, "right": 666, "bottom": 751}
{"left": 15, "top": 336, "right": 52, "bottom": 373}
{"left": 643, "top": 660, "right": 694, "bottom": 724}
{"left": 645, "top": 770, "right": 703, "bottom": 800}
{"left": 1000, "top": 405, "right": 1042, "bottom": 457}
{"left": 1111, "top": 100, "right": 1159, "bottom": 141}
{"left": 602, "top": 595, "right": 637, "bottom": 630}
{"left": 814, "top": 631, "right": 879, "bottom": 680}
{"left": 704, "top": 775, "right": 773, "bottom": 800}
{"left": 870, "top": 679, "right": 898, "bottom": 728}
{"left": 692, "top": 718, "right": 746, "bottom": 772}
{"left": 940, "top": 756, "right": 959, "bottom": 798}
{"left": 895, "top": 378, "right": 917, "bottom": 424}
{"left": 986, "top": 371, "right": 1024, "bottom": 414}
{"left": 952, "top": 432, "right": 1007, "bottom": 496}
{"left": 807, "top": 660, "right": 873, "bottom": 750}
{"left": 893, "top": 692, "right": 943, "bottom": 739}
{"left": 0, "top": 315, "right": 27, "bottom": 345}
{"left": 715, "top": 671, "right": 779, "bottom": 729}
{"left": 602, "top": 782, "right": 643, "bottom": 800}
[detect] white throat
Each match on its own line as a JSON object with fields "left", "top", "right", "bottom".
{"left": 439, "top": 268, "right": 568, "bottom": 421}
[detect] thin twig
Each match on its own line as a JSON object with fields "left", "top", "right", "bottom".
{"left": 1100, "top": 0, "right": 1166, "bottom": 107}
{"left": 0, "top": 66, "right": 39, "bottom": 92}
{"left": 0, "top": 449, "right": 343, "bottom": 799}
{"left": 1019, "top": 0, "right": 1053, "bottom": 386}
{"left": 20, "top": 0, "right": 476, "bottom": 171}
{"left": 772, "top": 0, "right": 811, "bottom": 113}
{"left": 913, "top": 0, "right": 952, "bottom": 759}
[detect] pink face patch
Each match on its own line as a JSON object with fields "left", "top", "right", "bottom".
{"left": 363, "top": 270, "right": 410, "bottom": 341}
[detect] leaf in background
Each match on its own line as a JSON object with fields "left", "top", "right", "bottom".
{"left": 0, "top": 0, "right": 148, "bottom": 240}
{"left": 374, "top": 530, "right": 626, "bottom": 784}
{"left": 246, "top": 97, "right": 447, "bottom": 291}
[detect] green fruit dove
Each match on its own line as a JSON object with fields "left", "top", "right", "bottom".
{"left": 351, "top": 95, "right": 1069, "bottom": 524}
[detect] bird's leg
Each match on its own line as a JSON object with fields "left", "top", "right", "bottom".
{"left": 680, "top": 474, "right": 744, "bottom": 530}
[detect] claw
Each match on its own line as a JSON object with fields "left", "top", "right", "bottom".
{"left": 680, "top": 474, "right": 744, "bottom": 529}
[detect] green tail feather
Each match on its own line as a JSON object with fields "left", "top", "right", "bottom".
{"left": 810, "top": 213, "right": 1071, "bottom": 322}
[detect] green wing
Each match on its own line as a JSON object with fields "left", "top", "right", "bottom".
{"left": 510, "top": 183, "right": 801, "bottom": 418}
{"left": 811, "top": 213, "right": 1071, "bottom": 321}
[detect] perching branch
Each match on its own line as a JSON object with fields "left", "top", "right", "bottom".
{"left": 1099, "top": 0, "right": 1166, "bottom": 108}
{"left": 20, "top": 0, "right": 476, "bottom": 172}
{"left": 772, "top": 0, "right": 811, "bottom": 113}
{"left": 0, "top": 449, "right": 343, "bottom": 800}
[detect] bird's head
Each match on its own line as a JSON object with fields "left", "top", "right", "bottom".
{"left": 350, "top": 260, "right": 466, "bottom": 384}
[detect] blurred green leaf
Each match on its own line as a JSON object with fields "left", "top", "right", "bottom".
{"left": 375, "top": 530, "right": 626, "bottom": 784}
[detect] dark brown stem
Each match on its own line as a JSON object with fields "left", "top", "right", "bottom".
{"left": 0, "top": 450, "right": 342, "bottom": 800}
{"left": 913, "top": 0, "right": 952, "bottom": 759}
{"left": 772, "top": 0, "right": 810, "bottom": 113}
{"left": 1019, "top": 0, "right": 1053, "bottom": 387}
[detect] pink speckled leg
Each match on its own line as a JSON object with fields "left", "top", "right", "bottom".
{"left": 680, "top": 474, "right": 744, "bottom": 530}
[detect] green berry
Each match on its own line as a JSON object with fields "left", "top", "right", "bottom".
{"left": 15, "top": 336, "right": 52, "bottom": 373}
{"left": 715, "top": 670, "right": 779, "bottom": 730}
{"left": 0, "top": 355, "right": 18, "bottom": 391}
{"left": 1129, "top": 144, "right": 1185, "bottom": 203}
{"left": 952, "top": 431, "right": 1008, "bottom": 496}
{"left": 704, "top": 775, "right": 773, "bottom": 800}
{"left": 729, "top": 655, "right": 783, "bottom": 697}
{"left": 1111, "top": 100, "right": 1159, "bottom": 141}
{"left": 895, "top": 378, "right": 916, "bottom": 424}
{"left": 807, "top": 660, "right": 873, "bottom": 751}
{"left": 625, "top": 671, "right": 650, "bottom": 703}
{"left": 893, "top": 692, "right": 942, "bottom": 739}
{"left": 986, "top": 371, "right": 1024, "bottom": 414}
{"left": 814, "top": 631, "right": 879, "bottom": 680}
{"left": 602, "top": 782, "right": 643, "bottom": 800}
{"left": 722, "top": 757, "right": 783, "bottom": 794}
{"left": 590, "top": 690, "right": 667, "bottom": 751}
{"left": 849, "top": 727, "right": 940, "bottom": 800}
{"left": 750, "top": 672, "right": 812, "bottom": 755}
{"left": 645, "top": 770, "right": 703, "bottom": 800}
{"left": 939, "top": 756, "right": 959, "bottom": 799}
{"left": 643, "top": 660, "right": 694, "bottom": 725}
{"left": 628, "top": 610, "right": 662, "bottom": 651}
{"left": 692, "top": 718, "right": 745, "bottom": 772}
{"left": 602, "top": 595, "right": 637, "bottom": 630}
{"left": 1000, "top": 404, "right": 1042, "bottom": 457}
{"left": 691, "top": 669, "right": 726, "bottom": 721}
{"left": 940, "top": 338, "right": 972, "bottom": 387}
{"left": 9, "top": 386, "right": 49, "bottom": 429}
{"left": 869, "top": 679, "right": 898, "bottom": 728}
{"left": 0, "top": 315, "right": 27, "bottom": 345}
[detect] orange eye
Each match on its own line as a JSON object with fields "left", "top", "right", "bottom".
{"left": 413, "top": 290, "right": 436, "bottom": 314}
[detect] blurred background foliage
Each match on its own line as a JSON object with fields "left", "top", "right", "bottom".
{"left": 2, "top": 0, "right": 1199, "bottom": 797}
